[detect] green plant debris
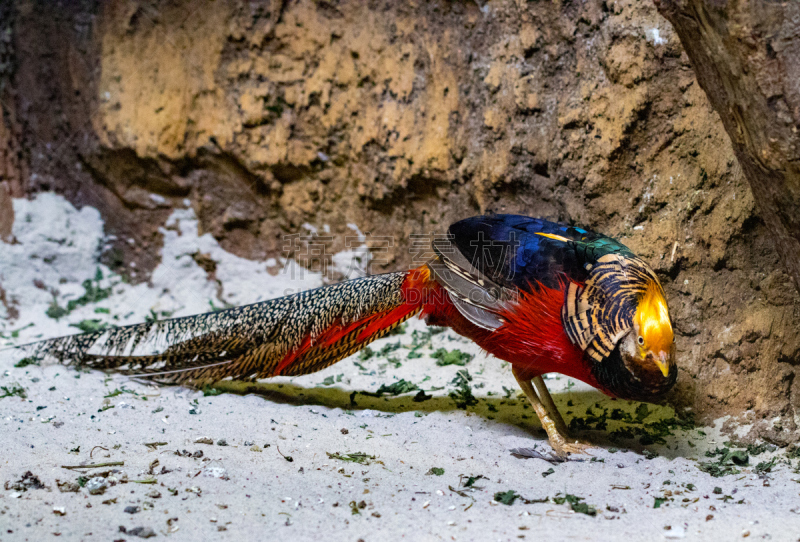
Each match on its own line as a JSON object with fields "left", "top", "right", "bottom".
{"left": 639, "top": 414, "right": 695, "bottom": 445}
{"left": 541, "top": 468, "right": 555, "bottom": 478}
{"left": 755, "top": 457, "right": 778, "bottom": 474}
{"left": 70, "top": 319, "right": 109, "bottom": 333}
{"left": 407, "top": 327, "right": 446, "bottom": 356}
{"left": 202, "top": 385, "right": 223, "bottom": 396}
{"left": 653, "top": 497, "right": 667, "bottom": 509}
{"left": 386, "top": 357, "right": 402, "bottom": 369}
{"left": 326, "top": 452, "right": 375, "bottom": 465}
{"left": 14, "top": 357, "right": 39, "bottom": 368}
{"left": 462, "top": 475, "right": 486, "bottom": 488}
{"left": 374, "top": 379, "right": 419, "bottom": 396}
{"left": 349, "top": 501, "right": 360, "bottom": 515}
{"left": 46, "top": 301, "right": 69, "bottom": 320}
{"left": 144, "top": 309, "right": 175, "bottom": 323}
{"left": 103, "top": 387, "right": 138, "bottom": 398}
{"left": 1, "top": 322, "right": 34, "bottom": 340}
{"left": 569, "top": 405, "right": 609, "bottom": 432}
{"left": 0, "top": 384, "right": 27, "bottom": 399}
{"left": 698, "top": 447, "right": 749, "bottom": 477}
{"left": 432, "top": 348, "right": 473, "bottom": 366}
{"left": 449, "top": 369, "right": 478, "bottom": 409}
{"left": 68, "top": 274, "right": 112, "bottom": 311}
{"left": 609, "top": 403, "right": 650, "bottom": 424}
{"left": 322, "top": 376, "right": 336, "bottom": 386}
{"left": 378, "top": 341, "right": 402, "bottom": 356}
{"left": 413, "top": 390, "right": 432, "bottom": 402}
{"left": 427, "top": 467, "right": 444, "bottom": 476}
{"left": 494, "top": 490, "right": 521, "bottom": 505}
{"left": 208, "top": 299, "right": 233, "bottom": 312}
{"left": 609, "top": 427, "right": 635, "bottom": 441}
{"left": 45, "top": 270, "right": 112, "bottom": 320}
{"left": 493, "top": 489, "right": 548, "bottom": 506}
{"left": 552, "top": 493, "right": 597, "bottom": 516}
{"left": 723, "top": 441, "right": 777, "bottom": 456}
{"left": 358, "top": 347, "right": 375, "bottom": 361}
{"left": 635, "top": 403, "right": 650, "bottom": 421}
{"left": 574, "top": 404, "right": 694, "bottom": 446}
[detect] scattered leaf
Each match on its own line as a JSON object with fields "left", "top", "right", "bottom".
{"left": 494, "top": 490, "right": 520, "bottom": 505}
{"left": 552, "top": 493, "right": 597, "bottom": 516}
{"left": 326, "top": 452, "right": 375, "bottom": 465}
{"left": 14, "top": 357, "right": 39, "bottom": 368}
{"left": 432, "top": 348, "right": 473, "bottom": 366}
{"left": 0, "top": 384, "right": 27, "bottom": 399}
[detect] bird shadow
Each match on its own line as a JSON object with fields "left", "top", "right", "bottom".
{"left": 205, "top": 379, "right": 696, "bottom": 461}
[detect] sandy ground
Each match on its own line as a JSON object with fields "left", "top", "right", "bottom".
{"left": 2, "top": 194, "right": 800, "bottom": 542}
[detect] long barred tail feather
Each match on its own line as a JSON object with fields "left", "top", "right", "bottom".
{"left": 12, "top": 268, "right": 438, "bottom": 386}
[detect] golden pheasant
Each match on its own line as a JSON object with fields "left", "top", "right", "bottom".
{"left": 15, "top": 215, "right": 676, "bottom": 455}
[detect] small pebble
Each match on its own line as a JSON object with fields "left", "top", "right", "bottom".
{"left": 124, "top": 506, "right": 141, "bottom": 514}
{"left": 217, "top": 439, "right": 228, "bottom": 446}
{"left": 195, "top": 437, "right": 213, "bottom": 445}
{"left": 202, "top": 464, "right": 229, "bottom": 480}
{"left": 85, "top": 477, "right": 108, "bottom": 495}
{"left": 125, "top": 526, "right": 156, "bottom": 539}
{"left": 665, "top": 525, "right": 686, "bottom": 539}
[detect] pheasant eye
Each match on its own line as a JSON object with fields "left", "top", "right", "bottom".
{"left": 637, "top": 336, "right": 644, "bottom": 345}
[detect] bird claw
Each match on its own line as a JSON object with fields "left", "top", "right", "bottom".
{"left": 548, "top": 435, "right": 594, "bottom": 458}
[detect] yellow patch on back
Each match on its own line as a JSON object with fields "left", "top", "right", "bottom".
{"left": 535, "top": 232, "right": 570, "bottom": 242}
{"left": 634, "top": 281, "right": 674, "bottom": 354}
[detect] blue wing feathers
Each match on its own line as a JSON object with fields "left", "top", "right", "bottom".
{"left": 448, "top": 214, "right": 633, "bottom": 291}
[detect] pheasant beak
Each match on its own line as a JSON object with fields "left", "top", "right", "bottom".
{"left": 654, "top": 350, "right": 670, "bottom": 378}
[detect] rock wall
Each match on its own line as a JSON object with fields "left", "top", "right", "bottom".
{"left": 2, "top": 0, "right": 799, "bottom": 442}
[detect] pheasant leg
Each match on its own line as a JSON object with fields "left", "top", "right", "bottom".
{"left": 513, "top": 369, "right": 592, "bottom": 457}
{"left": 532, "top": 376, "right": 570, "bottom": 435}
